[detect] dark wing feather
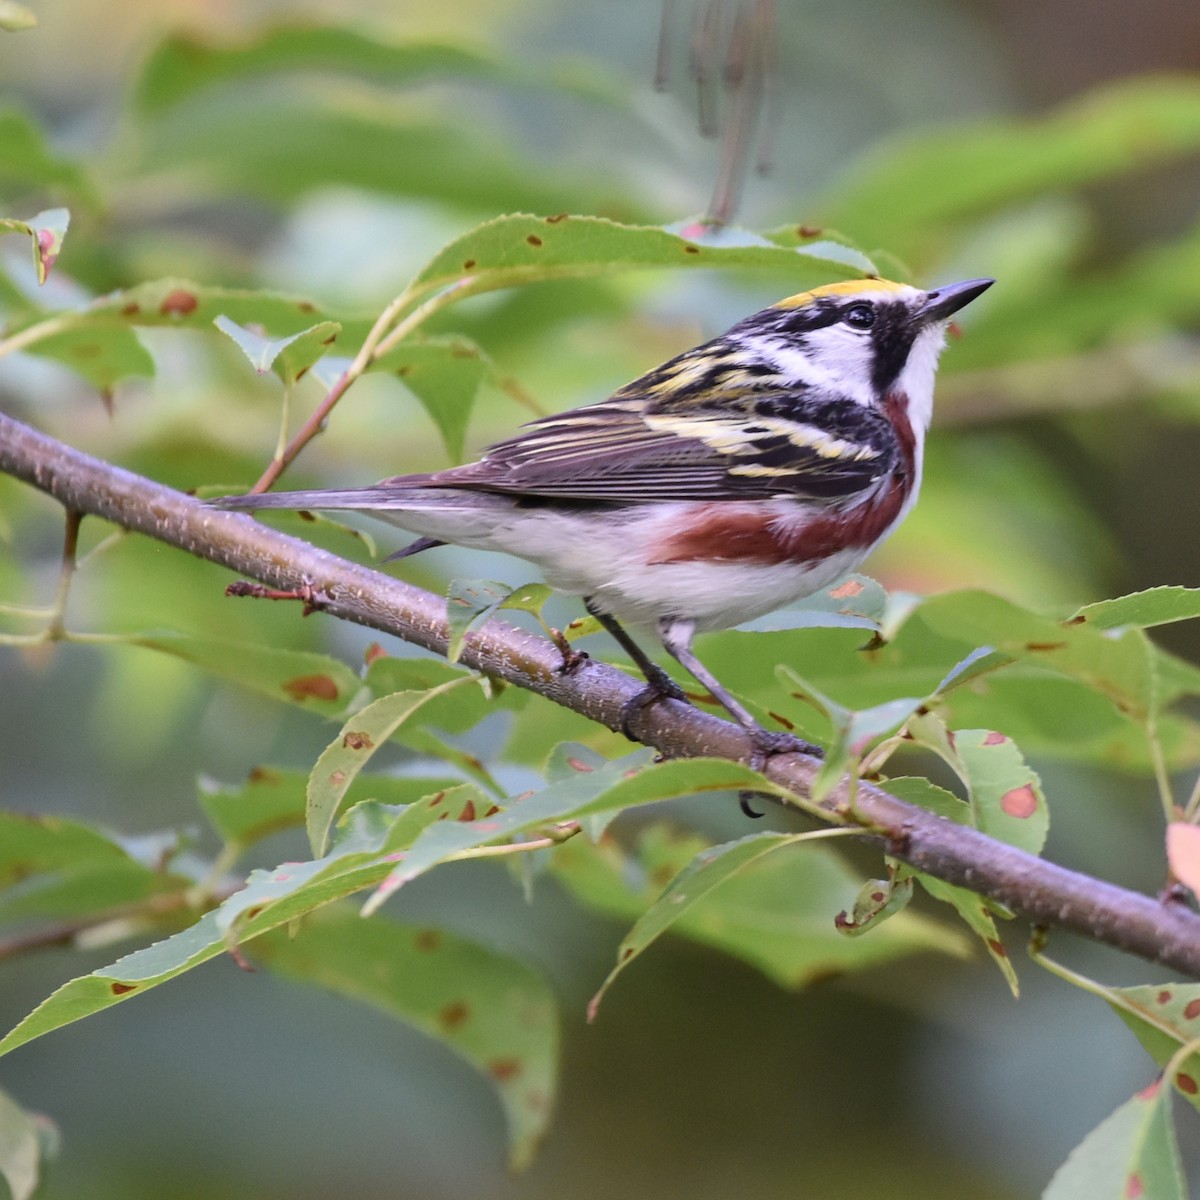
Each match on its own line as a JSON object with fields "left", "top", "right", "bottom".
{"left": 419, "top": 390, "right": 899, "bottom": 503}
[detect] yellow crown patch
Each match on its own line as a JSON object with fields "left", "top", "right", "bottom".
{"left": 773, "top": 278, "right": 911, "bottom": 310}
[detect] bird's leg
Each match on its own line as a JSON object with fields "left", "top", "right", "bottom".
{"left": 584, "top": 599, "right": 689, "bottom": 738}
{"left": 657, "top": 617, "right": 822, "bottom": 766}
{"left": 548, "top": 626, "right": 589, "bottom": 676}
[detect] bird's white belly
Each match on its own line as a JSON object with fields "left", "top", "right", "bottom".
{"left": 367, "top": 493, "right": 884, "bottom": 631}
{"left": 427, "top": 501, "right": 872, "bottom": 633}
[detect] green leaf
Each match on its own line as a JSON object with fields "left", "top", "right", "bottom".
{"left": 213, "top": 314, "right": 341, "bottom": 385}
{"left": 28, "top": 325, "right": 155, "bottom": 391}
{"left": 10, "top": 278, "right": 348, "bottom": 390}
{"left": 252, "top": 906, "right": 558, "bottom": 1170}
{"left": 11, "top": 278, "right": 344, "bottom": 342}
{"left": 198, "top": 766, "right": 458, "bottom": 849}
{"left": 552, "top": 825, "right": 969, "bottom": 995}
{"left": 445, "top": 578, "right": 515, "bottom": 664}
{"left": 360, "top": 655, "right": 525, "bottom": 725}
{"left": 774, "top": 664, "right": 925, "bottom": 800}
{"left": 750, "top": 574, "right": 889, "bottom": 633}
{"left": 589, "top": 830, "right": 853, "bottom": 1018}
{"left": 955, "top": 729, "right": 1049, "bottom": 855}
{"left": 362, "top": 754, "right": 788, "bottom": 915}
{"left": 370, "top": 336, "right": 491, "bottom": 463}
{"left": 0, "top": 207, "right": 68, "bottom": 284}
{"left": 121, "top": 632, "right": 362, "bottom": 718}
{"left": 131, "top": 26, "right": 541, "bottom": 116}
{"left": 441, "top": 577, "right": 559, "bottom": 663}
{"left": 923, "top": 672, "right": 1200, "bottom": 774}
{"left": 215, "top": 788, "right": 488, "bottom": 947}
{"left": 915, "top": 590, "right": 1157, "bottom": 721}
{"left": 1043, "top": 1082, "right": 1184, "bottom": 1200}
{"left": 883, "top": 774, "right": 970, "bottom": 824}
{"left": 306, "top": 677, "right": 478, "bottom": 856}
{"left": 703, "top": 599, "right": 1199, "bottom": 774}
{"left": 0, "top": 811, "right": 185, "bottom": 923}
{"left": 0, "top": 2, "right": 36, "bottom": 31}
{"left": 412, "top": 214, "right": 878, "bottom": 300}
{"left": 0, "top": 1084, "right": 43, "bottom": 1200}
{"left": 835, "top": 862, "right": 915, "bottom": 936}
{"left": 915, "top": 872, "right": 1018, "bottom": 995}
{"left": 1109, "top": 983, "right": 1200, "bottom": 1113}
{"left": 0, "top": 789, "right": 481, "bottom": 1059}
{"left": 1073, "top": 587, "right": 1200, "bottom": 631}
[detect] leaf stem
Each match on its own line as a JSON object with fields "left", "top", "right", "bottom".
{"left": 1147, "top": 721, "right": 1176, "bottom": 821}
{"left": 444, "top": 822, "right": 582, "bottom": 864}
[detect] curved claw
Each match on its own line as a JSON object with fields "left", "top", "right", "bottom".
{"left": 737, "top": 728, "right": 823, "bottom": 820}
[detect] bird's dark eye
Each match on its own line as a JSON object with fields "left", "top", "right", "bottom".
{"left": 842, "top": 303, "right": 875, "bottom": 329}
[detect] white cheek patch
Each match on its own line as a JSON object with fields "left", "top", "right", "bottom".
{"left": 759, "top": 330, "right": 878, "bottom": 407}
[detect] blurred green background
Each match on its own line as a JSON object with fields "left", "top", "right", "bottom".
{"left": 3, "top": 0, "right": 1200, "bottom": 1196}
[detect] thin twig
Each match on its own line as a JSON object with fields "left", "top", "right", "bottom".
{"left": 3, "top": 409, "right": 1200, "bottom": 978}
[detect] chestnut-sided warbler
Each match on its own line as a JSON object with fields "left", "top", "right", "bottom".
{"left": 216, "top": 276, "right": 993, "bottom": 755}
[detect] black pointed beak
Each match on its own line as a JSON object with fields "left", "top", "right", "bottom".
{"left": 920, "top": 277, "right": 994, "bottom": 323}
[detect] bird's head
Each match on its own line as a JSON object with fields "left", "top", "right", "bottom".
{"left": 726, "top": 276, "right": 994, "bottom": 432}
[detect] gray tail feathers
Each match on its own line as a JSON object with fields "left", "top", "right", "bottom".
{"left": 210, "top": 487, "right": 398, "bottom": 512}
{"left": 208, "top": 484, "right": 515, "bottom": 515}
{"left": 209, "top": 485, "right": 470, "bottom": 512}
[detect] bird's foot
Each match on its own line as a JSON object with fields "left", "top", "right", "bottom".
{"left": 747, "top": 728, "right": 823, "bottom": 766}
{"left": 618, "top": 666, "right": 690, "bottom": 742}
{"left": 549, "top": 627, "right": 589, "bottom": 675}
{"left": 738, "top": 727, "right": 823, "bottom": 819}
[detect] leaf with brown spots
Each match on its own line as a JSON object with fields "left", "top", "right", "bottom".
{"left": 0, "top": 788, "right": 489, "bottom": 1078}
{"left": 214, "top": 314, "right": 342, "bottom": 386}
{"left": 305, "top": 677, "right": 480, "bottom": 856}
{"left": 1073, "top": 586, "right": 1200, "bottom": 633}
{"left": 412, "top": 214, "right": 876, "bottom": 306}
{"left": 0, "top": 206, "right": 68, "bottom": 284}
{"left": 1109, "top": 982, "right": 1200, "bottom": 1116}
{"left": 915, "top": 871, "right": 1019, "bottom": 996}
{"left": 917, "top": 590, "right": 1157, "bottom": 723}
{"left": 0, "top": 811, "right": 190, "bottom": 926}
{"left": 362, "top": 753, "right": 794, "bottom": 916}
{"left": 445, "top": 578, "right": 517, "bottom": 664}
{"left": 752, "top": 573, "right": 888, "bottom": 633}
{"left": 4, "top": 277, "right": 352, "bottom": 391}
{"left": 252, "top": 907, "right": 558, "bottom": 1170}
{"left": 1043, "top": 1084, "right": 1184, "bottom": 1200}
{"left": 551, "top": 824, "right": 967, "bottom": 1013}
{"left": 114, "top": 632, "right": 358, "bottom": 719}
{"left": 198, "top": 766, "right": 457, "bottom": 849}
{"left": 282, "top": 674, "right": 340, "bottom": 703}
{"left": 836, "top": 862, "right": 914, "bottom": 936}
{"left": 954, "top": 729, "right": 1049, "bottom": 855}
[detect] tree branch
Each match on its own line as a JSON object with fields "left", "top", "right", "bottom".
{"left": 2, "top": 408, "right": 1199, "bottom": 976}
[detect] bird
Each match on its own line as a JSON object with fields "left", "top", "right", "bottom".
{"left": 213, "top": 275, "right": 993, "bottom": 761}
